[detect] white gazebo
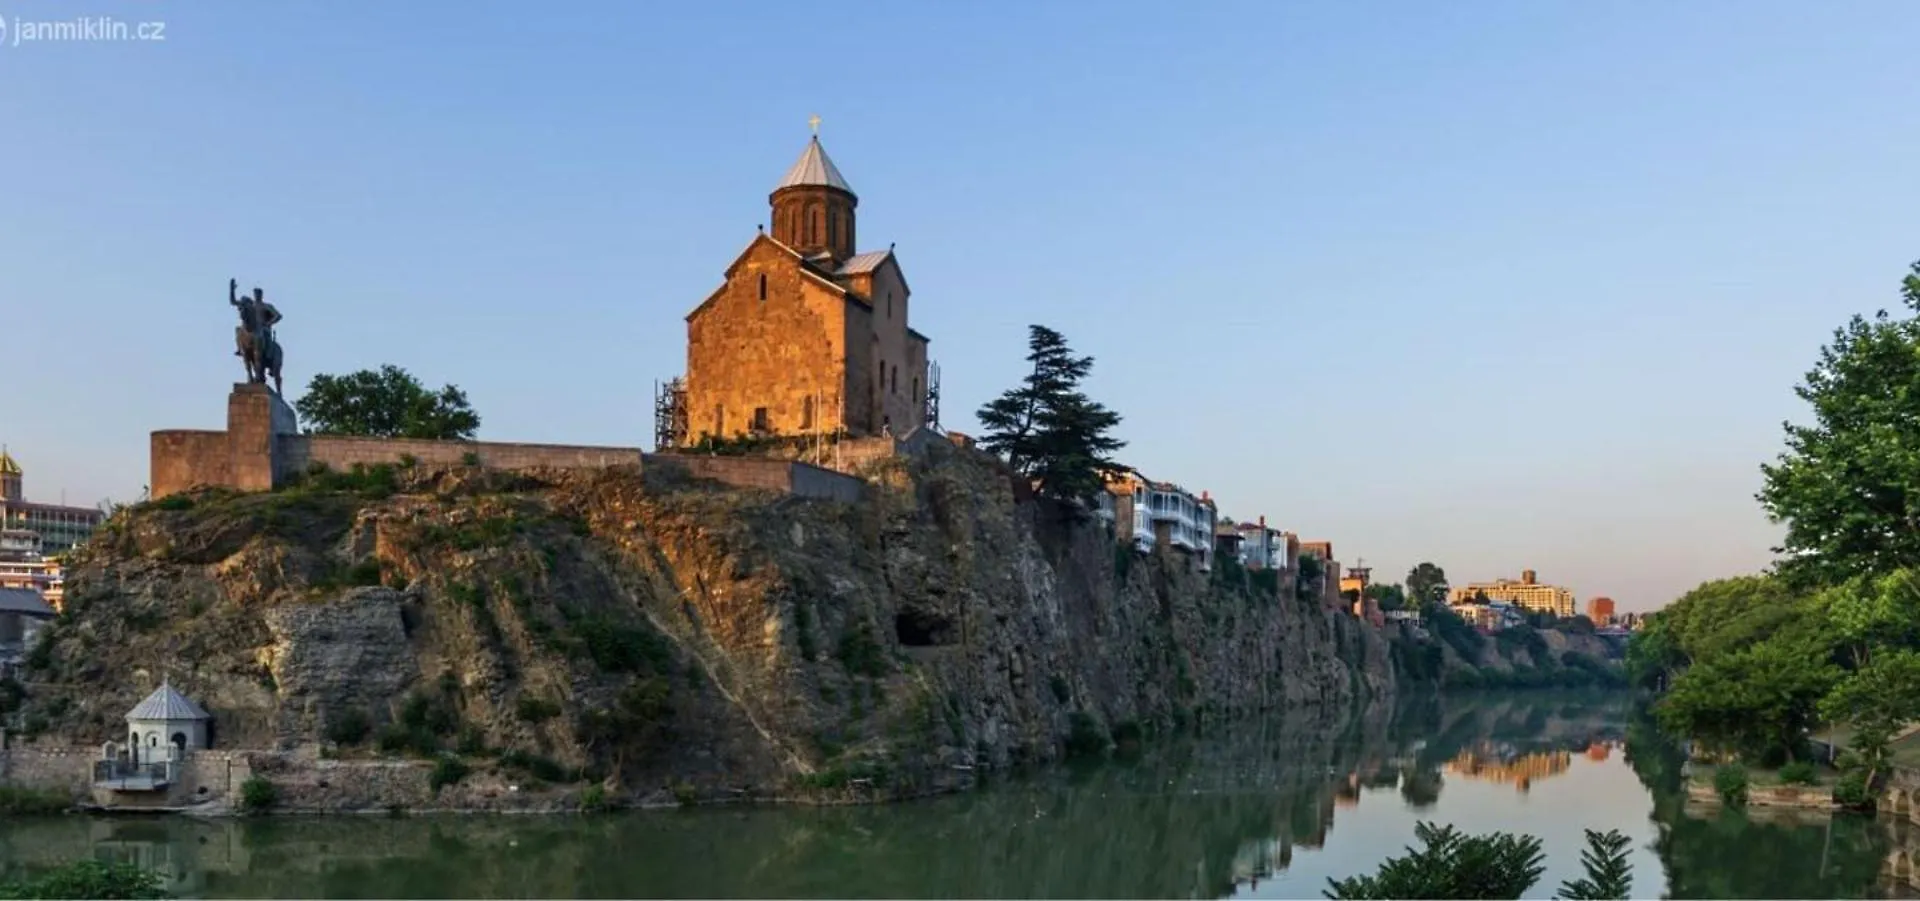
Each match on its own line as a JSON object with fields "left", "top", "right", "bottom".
{"left": 125, "top": 679, "right": 211, "bottom": 761}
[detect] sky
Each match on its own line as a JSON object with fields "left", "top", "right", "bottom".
{"left": 4, "top": 0, "right": 1918, "bottom": 612}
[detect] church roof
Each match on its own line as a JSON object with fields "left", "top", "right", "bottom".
{"left": 835, "top": 250, "right": 893, "bottom": 275}
{"left": 775, "top": 136, "right": 853, "bottom": 194}
{"left": 0, "top": 451, "right": 20, "bottom": 476}
{"left": 126, "top": 680, "right": 211, "bottom": 722}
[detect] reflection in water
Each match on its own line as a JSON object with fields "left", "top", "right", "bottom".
{"left": 0, "top": 692, "right": 1903, "bottom": 899}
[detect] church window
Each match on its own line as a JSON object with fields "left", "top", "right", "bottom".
{"left": 891, "top": 365, "right": 898, "bottom": 394}
{"left": 806, "top": 203, "right": 822, "bottom": 245}
{"left": 913, "top": 377, "right": 920, "bottom": 403}
{"left": 758, "top": 273, "right": 767, "bottom": 302}
{"left": 752, "top": 407, "right": 770, "bottom": 434}
{"left": 886, "top": 293, "right": 892, "bottom": 318}
{"left": 802, "top": 397, "right": 815, "bottom": 430}
{"left": 714, "top": 404, "right": 724, "bottom": 437}
{"left": 829, "top": 210, "right": 840, "bottom": 249}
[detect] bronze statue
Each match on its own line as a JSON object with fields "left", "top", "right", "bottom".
{"left": 229, "top": 277, "right": 284, "bottom": 394}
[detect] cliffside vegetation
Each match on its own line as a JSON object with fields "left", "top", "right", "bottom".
{"left": 1634, "top": 259, "right": 1920, "bottom": 808}
{"left": 12, "top": 439, "right": 1393, "bottom": 808}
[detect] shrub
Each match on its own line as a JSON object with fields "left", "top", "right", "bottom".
{"left": 1713, "top": 764, "right": 1749, "bottom": 806}
{"left": 326, "top": 708, "right": 372, "bottom": 745}
{"left": 1325, "top": 821, "right": 1545, "bottom": 899}
{"left": 1834, "top": 770, "right": 1875, "bottom": 809}
{"left": 1049, "top": 674, "right": 1071, "bottom": 704}
{"left": 578, "top": 784, "right": 609, "bottom": 813}
{"left": 239, "top": 777, "right": 277, "bottom": 814}
{"left": 429, "top": 756, "right": 471, "bottom": 792}
{"left": 0, "top": 860, "right": 171, "bottom": 899}
{"left": 515, "top": 695, "right": 562, "bottom": 724}
{"left": 1778, "top": 761, "right": 1819, "bottom": 785}
{"left": 0, "top": 786, "right": 70, "bottom": 815}
{"left": 1064, "top": 711, "right": 1109, "bottom": 758}
{"left": 836, "top": 623, "right": 888, "bottom": 678}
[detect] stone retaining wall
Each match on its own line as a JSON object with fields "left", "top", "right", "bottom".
{"left": 644, "top": 454, "right": 863, "bottom": 503}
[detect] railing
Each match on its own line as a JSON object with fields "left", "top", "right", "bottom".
{"left": 93, "top": 758, "right": 178, "bottom": 789}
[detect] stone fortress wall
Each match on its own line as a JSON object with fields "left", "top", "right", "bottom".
{"left": 150, "top": 384, "right": 869, "bottom": 505}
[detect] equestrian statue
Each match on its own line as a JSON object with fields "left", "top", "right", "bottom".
{"left": 229, "top": 277, "right": 285, "bottom": 394}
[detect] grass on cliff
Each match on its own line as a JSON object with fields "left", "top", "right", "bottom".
{"left": 0, "top": 787, "right": 70, "bottom": 815}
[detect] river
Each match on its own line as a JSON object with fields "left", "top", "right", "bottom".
{"left": 0, "top": 692, "right": 1907, "bottom": 898}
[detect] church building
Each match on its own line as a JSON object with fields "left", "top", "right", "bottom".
{"left": 683, "top": 131, "right": 931, "bottom": 443}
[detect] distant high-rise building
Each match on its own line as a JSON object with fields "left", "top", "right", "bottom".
{"left": 1449, "top": 568, "right": 1577, "bottom": 618}
{"left": 0, "top": 450, "right": 103, "bottom": 555}
{"left": 1586, "top": 596, "right": 1616, "bottom": 623}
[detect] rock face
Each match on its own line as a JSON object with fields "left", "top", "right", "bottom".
{"left": 20, "top": 445, "right": 1393, "bottom": 806}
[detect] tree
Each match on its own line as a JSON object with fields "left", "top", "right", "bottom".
{"left": 1818, "top": 648, "right": 1920, "bottom": 787}
{"left": 1812, "top": 569, "right": 1920, "bottom": 669}
{"left": 1406, "top": 562, "right": 1450, "bottom": 611}
{"left": 1558, "top": 829, "right": 1635, "bottom": 901}
{"left": 976, "top": 325, "right": 1125, "bottom": 509}
{"left": 1656, "top": 636, "right": 1838, "bottom": 762}
{"left": 295, "top": 365, "right": 480, "bottom": 441}
{"left": 1759, "top": 261, "right": 1920, "bottom": 588}
{"left": 1365, "top": 583, "right": 1408, "bottom": 612}
{"left": 1325, "top": 822, "right": 1545, "bottom": 900}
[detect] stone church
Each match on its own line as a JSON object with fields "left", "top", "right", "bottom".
{"left": 683, "top": 133, "right": 931, "bottom": 443}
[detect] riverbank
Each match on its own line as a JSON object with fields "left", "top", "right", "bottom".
{"left": 2, "top": 446, "right": 1395, "bottom": 814}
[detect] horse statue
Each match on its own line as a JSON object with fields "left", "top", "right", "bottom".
{"left": 229, "top": 277, "right": 284, "bottom": 394}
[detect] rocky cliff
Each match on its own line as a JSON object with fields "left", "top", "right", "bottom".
{"left": 15, "top": 442, "right": 1393, "bottom": 806}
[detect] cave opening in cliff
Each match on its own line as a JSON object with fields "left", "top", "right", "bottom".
{"left": 894, "top": 607, "right": 955, "bottom": 647}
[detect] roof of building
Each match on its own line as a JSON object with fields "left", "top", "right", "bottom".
{"left": 126, "top": 680, "right": 211, "bottom": 722}
{"left": 0, "top": 586, "right": 53, "bottom": 617}
{"left": 0, "top": 451, "right": 19, "bottom": 475}
{"left": 835, "top": 249, "right": 893, "bottom": 275}
{"left": 775, "top": 136, "right": 853, "bottom": 193}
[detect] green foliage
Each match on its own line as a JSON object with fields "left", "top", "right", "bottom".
{"left": 1405, "top": 562, "right": 1450, "bottom": 611}
{"left": 239, "top": 776, "right": 278, "bottom": 814}
{"left": 1427, "top": 603, "right": 1486, "bottom": 658}
{"left": 1363, "top": 582, "right": 1407, "bottom": 612}
{"left": 574, "top": 616, "right": 674, "bottom": 674}
{"left": 578, "top": 784, "right": 610, "bottom": 813}
{"left": 1556, "top": 829, "right": 1634, "bottom": 901}
{"left": 0, "top": 677, "right": 23, "bottom": 718}
{"left": 1713, "top": 764, "right": 1750, "bottom": 806}
{"left": 515, "top": 695, "right": 562, "bottom": 723}
{"left": 429, "top": 756, "right": 471, "bottom": 792}
{"left": 295, "top": 364, "right": 481, "bottom": 440}
{"left": 975, "top": 325, "right": 1126, "bottom": 510}
{"left": 0, "top": 786, "right": 70, "bottom": 815}
{"left": 1324, "top": 822, "right": 1545, "bottom": 899}
{"left": 151, "top": 494, "right": 196, "bottom": 512}
{"left": 498, "top": 750, "right": 581, "bottom": 784}
{"left": 325, "top": 708, "right": 372, "bottom": 745}
{"left": 1777, "top": 761, "right": 1819, "bottom": 785}
{"left": 0, "top": 860, "right": 171, "bottom": 900}
{"left": 836, "top": 622, "right": 888, "bottom": 677}
{"left": 1818, "top": 645, "right": 1920, "bottom": 782}
{"left": 1296, "top": 554, "right": 1325, "bottom": 603}
{"left": 1048, "top": 674, "right": 1071, "bottom": 704}
{"left": 1657, "top": 636, "right": 1837, "bottom": 762}
{"left": 1760, "top": 261, "right": 1920, "bottom": 588}
{"left": 1064, "top": 711, "right": 1110, "bottom": 758}
{"left": 1833, "top": 769, "right": 1874, "bottom": 809}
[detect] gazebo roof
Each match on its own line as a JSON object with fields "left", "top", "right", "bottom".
{"left": 125, "top": 680, "right": 210, "bottom": 722}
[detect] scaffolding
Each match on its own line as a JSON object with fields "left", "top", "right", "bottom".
{"left": 653, "top": 378, "right": 688, "bottom": 451}
{"left": 924, "top": 361, "right": 942, "bottom": 432}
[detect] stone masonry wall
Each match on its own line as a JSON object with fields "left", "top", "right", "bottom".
{"left": 150, "top": 431, "right": 231, "bottom": 501}
{"left": 0, "top": 745, "right": 98, "bottom": 800}
{"left": 285, "top": 436, "right": 643, "bottom": 477}
{"left": 685, "top": 238, "right": 853, "bottom": 441}
{"left": 644, "top": 454, "right": 863, "bottom": 503}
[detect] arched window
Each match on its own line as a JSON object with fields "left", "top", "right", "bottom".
{"left": 913, "top": 377, "right": 920, "bottom": 403}
{"left": 806, "top": 203, "right": 823, "bottom": 245}
{"left": 891, "top": 365, "right": 898, "bottom": 394}
{"left": 828, "top": 210, "right": 840, "bottom": 249}
{"left": 758, "top": 273, "right": 767, "bottom": 302}
{"left": 148, "top": 734, "right": 159, "bottom": 747}
{"left": 886, "top": 293, "right": 892, "bottom": 319}
{"left": 802, "top": 397, "right": 815, "bottom": 430}
{"left": 171, "top": 733, "right": 187, "bottom": 752}
{"left": 714, "top": 404, "right": 724, "bottom": 437}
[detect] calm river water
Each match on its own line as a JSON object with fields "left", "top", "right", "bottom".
{"left": 0, "top": 692, "right": 1909, "bottom": 898}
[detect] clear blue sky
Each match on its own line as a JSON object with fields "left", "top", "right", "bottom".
{"left": 5, "top": 0, "right": 1918, "bottom": 611}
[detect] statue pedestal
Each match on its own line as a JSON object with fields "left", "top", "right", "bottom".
{"left": 227, "top": 384, "right": 297, "bottom": 492}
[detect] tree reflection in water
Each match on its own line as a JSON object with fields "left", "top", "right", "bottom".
{"left": 0, "top": 692, "right": 1905, "bottom": 899}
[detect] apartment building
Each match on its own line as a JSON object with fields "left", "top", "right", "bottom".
{"left": 1448, "top": 568, "right": 1576, "bottom": 618}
